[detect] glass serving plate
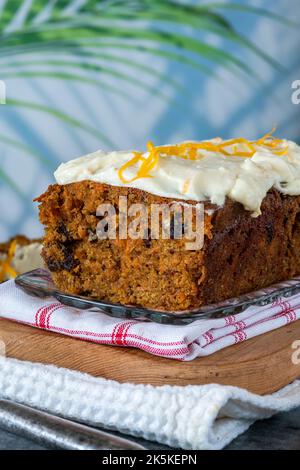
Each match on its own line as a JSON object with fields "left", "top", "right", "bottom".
{"left": 15, "top": 269, "right": 300, "bottom": 325}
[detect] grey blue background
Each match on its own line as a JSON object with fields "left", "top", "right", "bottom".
{"left": 0, "top": 0, "right": 299, "bottom": 241}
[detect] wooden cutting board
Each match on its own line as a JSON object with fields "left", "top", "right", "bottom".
{"left": 1, "top": 317, "right": 300, "bottom": 395}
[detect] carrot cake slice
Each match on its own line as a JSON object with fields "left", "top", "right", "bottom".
{"left": 36, "top": 133, "right": 300, "bottom": 311}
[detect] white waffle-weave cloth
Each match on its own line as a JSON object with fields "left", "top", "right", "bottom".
{"left": 0, "top": 357, "right": 300, "bottom": 449}
{"left": 1, "top": 279, "right": 300, "bottom": 360}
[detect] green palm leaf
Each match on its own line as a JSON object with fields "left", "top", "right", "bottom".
{"left": 0, "top": 21, "right": 256, "bottom": 76}
{"left": 0, "top": 132, "right": 54, "bottom": 169}
{"left": 0, "top": 40, "right": 216, "bottom": 77}
{"left": 2, "top": 68, "right": 172, "bottom": 102}
{"left": 0, "top": 53, "right": 183, "bottom": 91}
{"left": 0, "top": 0, "right": 291, "bottom": 195}
{"left": 0, "top": 1, "right": 284, "bottom": 75}
{"left": 0, "top": 166, "right": 25, "bottom": 197}
{"left": 6, "top": 98, "right": 115, "bottom": 147}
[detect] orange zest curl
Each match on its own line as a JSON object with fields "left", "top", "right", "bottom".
{"left": 0, "top": 239, "right": 18, "bottom": 282}
{"left": 117, "top": 152, "right": 144, "bottom": 184}
{"left": 218, "top": 138, "right": 256, "bottom": 157}
{"left": 117, "top": 128, "right": 289, "bottom": 183}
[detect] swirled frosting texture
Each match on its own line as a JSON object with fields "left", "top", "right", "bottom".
{"left": 54, "top": 139, "right": 300, "bottom": 216}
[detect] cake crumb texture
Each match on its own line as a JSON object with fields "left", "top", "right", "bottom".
{"left": 36, "top": 182, "right": 300, "bottom": 311}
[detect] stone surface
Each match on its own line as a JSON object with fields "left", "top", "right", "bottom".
{"left": 0, "top": 428, "right": 45, "bottom": 450}
{"left": 226, "top": 407, "right": 300, "bottom": 450}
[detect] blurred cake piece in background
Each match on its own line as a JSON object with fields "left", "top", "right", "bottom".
{"left": 0, "top": 236, "right": 44, "bottom": 282}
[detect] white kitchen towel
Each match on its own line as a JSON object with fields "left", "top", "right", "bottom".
{"left": 0, "top": 279, "right": 300, "bottom": 360}
{"left": 0, "top": 356, "right": 300, "bottom": 450}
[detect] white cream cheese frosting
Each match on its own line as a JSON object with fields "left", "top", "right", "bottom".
{"left": 54, "top": 138, "right": 300, "bottom": 216}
